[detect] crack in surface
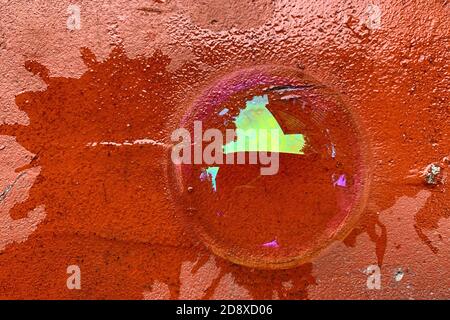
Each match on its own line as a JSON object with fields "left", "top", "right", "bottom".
{"left": 0, "top": 172, "right": 27, "bottom": 203}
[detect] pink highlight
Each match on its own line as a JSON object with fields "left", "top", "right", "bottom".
{"left": 262, "top": 239, "right": 279, "bottom": 248}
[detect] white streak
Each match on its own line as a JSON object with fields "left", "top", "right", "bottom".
{"left": 87, "top": 138, "right": 170, "bottom": 148}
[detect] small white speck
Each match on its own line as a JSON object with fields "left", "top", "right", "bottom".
{"left": 394, "top": 269, "right": 404, "bottom": 282}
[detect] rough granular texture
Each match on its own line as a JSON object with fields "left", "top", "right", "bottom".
{"left": 0, "top": 0, "right": 449, "bottom": 299}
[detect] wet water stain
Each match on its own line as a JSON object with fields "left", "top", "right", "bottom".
{"left": 0, "top": 46, "right": 318, "bottom": 299}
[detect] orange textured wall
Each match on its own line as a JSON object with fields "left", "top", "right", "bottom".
{"left": 0, "top": 0, "right": 449, "bottom": 299}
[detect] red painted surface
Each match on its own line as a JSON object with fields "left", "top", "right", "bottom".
{"left": 0, "top": 0, "right": 449, "bottom": 299}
